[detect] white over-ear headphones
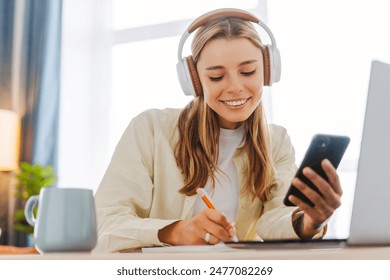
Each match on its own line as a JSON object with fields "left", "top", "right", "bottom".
{"left": 176, "top": 8, "right": 281, "bottom": 97}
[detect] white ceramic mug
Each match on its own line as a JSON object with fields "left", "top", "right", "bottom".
{"left": 24, "top": 187, "right": 97, "bottom": 253}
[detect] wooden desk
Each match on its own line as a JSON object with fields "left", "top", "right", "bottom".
{"left": 0, "top": 245, "right": 37, "bottom": 255}
{"left": 1, "top": 246, "right": 390, "bottom": 260}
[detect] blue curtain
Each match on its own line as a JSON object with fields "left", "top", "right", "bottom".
{"left": 19, "top": 0, "right": 62, "bottom": 170}
{"left": 0, "top": 0, "right": 14, "bottom": 109}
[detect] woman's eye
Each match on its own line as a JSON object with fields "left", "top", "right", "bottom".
{"left": 209, "top": 76, "right": 224, "bottom": 81}
{"left": 241, "top": 70, "right": 256, "bottom": 76}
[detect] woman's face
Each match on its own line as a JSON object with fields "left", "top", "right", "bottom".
{"left": 196, "top": 38, "right": 264, "bottom": 129}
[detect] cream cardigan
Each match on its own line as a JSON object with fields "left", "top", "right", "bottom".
{"left": 93, "top": 108, "right": 302, "bottom": 253}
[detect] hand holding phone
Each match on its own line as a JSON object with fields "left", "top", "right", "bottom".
{"left": 283, "top": 134, "right": 350, "bottom": 207}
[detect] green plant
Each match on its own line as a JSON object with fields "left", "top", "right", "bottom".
{"left": 13, "top": 162, "right": 56, "bottom": 234}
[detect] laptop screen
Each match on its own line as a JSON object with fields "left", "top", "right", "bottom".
{"left": 348, "top": 60, "right": 390, "bottom": 245}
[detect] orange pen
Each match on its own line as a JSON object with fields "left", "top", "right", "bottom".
{"left": 196, "top": 188, "right": 216, "bottom": 209}
{"left": 196, "top": 188, "right": 238, "bottom": 242}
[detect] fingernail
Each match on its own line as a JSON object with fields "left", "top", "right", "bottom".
{"left": 293, "top": 178, "right": 300, "bottom": 186}
{"left": 302, "top": 167, "right": 310, "bottom": 174}
{"left": 324, "top": 159, "right": 332, "bottom": 167}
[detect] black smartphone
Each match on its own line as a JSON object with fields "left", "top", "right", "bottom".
{"left": 283, "top": 134, "right": 350, "bottom": 207}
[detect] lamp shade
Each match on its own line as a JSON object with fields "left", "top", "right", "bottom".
{"left": 0, "top": 109, "right": 20, "bottom": 171}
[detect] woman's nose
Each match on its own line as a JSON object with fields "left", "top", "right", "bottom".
{"left": 226, "top": 74, "right": 243, "bottom": 94}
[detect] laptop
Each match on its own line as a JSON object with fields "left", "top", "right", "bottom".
{"left": 227, "top": 60, "right": 390, "bottom": 249}
{"left": 348, "top": 60, "right": 390, "bottom": 245}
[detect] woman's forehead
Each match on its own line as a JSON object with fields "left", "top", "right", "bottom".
{"left": 198, "top": 38, "right": 263, "bottom": 68}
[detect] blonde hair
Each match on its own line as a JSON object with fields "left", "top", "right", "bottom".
{"left": 175, "top": 17, "right": 276, "bottom": 201}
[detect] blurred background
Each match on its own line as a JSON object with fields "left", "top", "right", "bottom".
{"left": 1, "top": 0, "right": 390, "bottom": 246}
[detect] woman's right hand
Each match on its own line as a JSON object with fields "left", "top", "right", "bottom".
{"left": 158, "top": 208, "right": 236, "bottom": 245}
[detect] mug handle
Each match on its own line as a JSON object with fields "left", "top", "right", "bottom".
{"left": 24, "top": 195, "right": 39, "bottom": 226}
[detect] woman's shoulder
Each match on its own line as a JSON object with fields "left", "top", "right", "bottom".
{"left": 124, "top": 108, "right": 181, "bottom": 143}
{"left": 268, "top": 123, "right": 294, "bottom": 155}
{"left": 131, "top": 108, "right": 181, "bottom": 128}
{"left": 268, "top": 123, "right": 288, "bottom": 140}
{"left": 134, "top": 108, "right": 181, "bottom": 121}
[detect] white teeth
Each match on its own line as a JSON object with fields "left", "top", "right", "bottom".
{"left": 224, "top": 99, "right": 247, "bottom": 106}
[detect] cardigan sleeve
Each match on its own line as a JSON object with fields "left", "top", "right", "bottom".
{"left": 256, "top": 125, "right": 325, "bottom": 240}
{"left": 93, "top": 111, "right": 180, "bottom": 253}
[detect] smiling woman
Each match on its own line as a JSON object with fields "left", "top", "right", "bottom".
{"left": 197, "top": 38, "right": 264, "bottom": 129}
{"left": 92, "top": 8, "right": 344, "bottom": 253}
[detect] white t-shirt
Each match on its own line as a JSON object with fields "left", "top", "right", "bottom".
{"left": 192, "top": 125, "right": 245, "bottom": 222}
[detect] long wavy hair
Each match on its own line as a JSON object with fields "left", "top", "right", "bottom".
{"left": 175, "top": 17, "right": 276, "bottom": 201}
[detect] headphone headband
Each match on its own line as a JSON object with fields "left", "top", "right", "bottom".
{"left": 187, "top": 9, "right": 259, "bottom": 32}
{"left": 177, "top": 8, "right": 281, "bottom": 97}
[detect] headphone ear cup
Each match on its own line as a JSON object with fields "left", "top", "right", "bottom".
{"left": 262, "top": 47, "right": 271, "bottom": 86}
{"left": 263, "top": 45, "right": 281, "bottom": 86}
{"left": 271, "top": 46, "right": 281, "bottom": 84}
{"left": 185, "top": 56, "right": 203, "bottom": 96}
{"left": 177, "top": 57, "right": 195, "bottom": 96}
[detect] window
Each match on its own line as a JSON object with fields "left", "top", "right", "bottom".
{"left": 267, "top": 0, "right": 390, "bottom": 238}
{"left": 112, "top": 0, "right": 259, "bottom": 29}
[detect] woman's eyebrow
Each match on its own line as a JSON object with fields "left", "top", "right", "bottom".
{"left": 205, "top": 65, "right": 224, "bottom": 71}
{"left": 239, "top": 59, "right": 258, "bottom": 66}
{"left": 204, "top": 59, "right": 258, "bottom": 71}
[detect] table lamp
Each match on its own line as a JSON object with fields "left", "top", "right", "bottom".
{"left": 0, "top": 109, "right": 20, "bottom": 242}
{"left": 0, "top": 109, "right": 20, "bottom": 171}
